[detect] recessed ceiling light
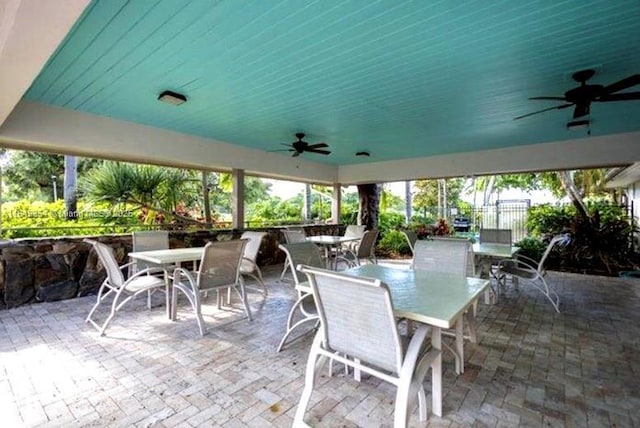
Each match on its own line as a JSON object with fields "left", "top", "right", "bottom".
{"left": 158, "top": 90, "right": 187, "bottom": 106}
{"left": 355, "top": 151, "right": 370, "bottom": 157}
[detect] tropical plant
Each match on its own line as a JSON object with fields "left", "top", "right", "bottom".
{"left": 513, "top": 236, "right": 547, "bottom": 262}
{"left": 377, "top": 230, "right": 411, "bottom": 257}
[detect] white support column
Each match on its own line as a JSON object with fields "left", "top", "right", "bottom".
{"left": 232, "top": 169, "right": 245, "bottom": 230}
{"left": 331, "top": 183, "right": 341, "bottom": 225}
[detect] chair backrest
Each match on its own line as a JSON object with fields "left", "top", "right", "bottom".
{"left": 282, "top": 229, "right": 307, "bottom": 244}
{"left": 299, "top": 265, "right": 403, "bottom": 374}
{"left": 197, "top": 239, "right": 247, "bottom": 291}
{"left": 480, "top": 228, "right": 512, "bottom": 245}
{"left": 431, "top": 236, "right": 476, "bottom": 276}
{"left": 537, "top": 234, "right": 570, "bottom": 273}
{"left": 411, "top": 239, "right": 470, "bottom": 277}
{"left": 84, "top": 239, "right": 125, "bottom": 287}
{"left": 278, "top": 242, "right": 325, "bottom": 284}
{"left": 240, "top": 231, "right": 266, "bottom": 263}
{"left": 285, "top": 226, "right": 306, "bottom": 235}
{"left": 132, "top": 230, "right": 169, "bottom": 271}
{"left": 355, "top": 229, "right": 379, "bottom": 258}
{"left": 344, "top": 225, "right": 365, "bottom": 238}
{"left": 401, "top": 230, "right": 418, "bottom": 254}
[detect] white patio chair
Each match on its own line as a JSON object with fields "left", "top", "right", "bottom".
{"left": 294, "top": 265, "right": 440, "bottom": 427}
{"left": 479, "top": 228, "right": 513, "bottom": 245}
{"left": 171, "top": 239, "right": 251, "bottom": 336}
{"left": 84, "top": 239, "right": 165, "bottom": 336}
{"left": 279, "top": 229, "right": 307, "bottom": 280}
{"left": 496, "top": 234, "right": 569, "bottom": 313}
{"left": 411, "top": 239, "right": 474, "bottom": 374}
{"left": 239, "top": 231, "right": 267, "bottom": 295}
{"left": 337, "top": 229, "right": 379, "bottom": 268}
{"left": 276, "top": 242, "right": 325, "bottom": 352}
{"left": 478, "top": 228, "right": 513, "bottom": 279}
{"left": 131, "top": 230, "right": 171, "bottom": 309}
{"left": 401, "top": 230, "right": 418, "bottom": 255}
{"left": 341, "top": 224, "right": 366, "bottom": 253}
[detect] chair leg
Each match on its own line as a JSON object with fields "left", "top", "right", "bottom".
{"left": 98, "top": 288, "right": 127, "bottom": 336}
{"left": 293, "top": 334, "right": 325, "bottom": 426}
{"left": 276, "top": 295, "right": 318, "bottom": 352}
{"left": 234, "top": 279, "right": 252, "bottom": 321}
{"left": 280, "top": 259, "right": 291, "bottom": 280}
{"left": 85, "top": 281, "right": 112, "bottom": 326}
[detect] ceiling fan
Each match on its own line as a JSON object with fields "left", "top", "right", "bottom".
{"left": 514, "top": 69, "right": 640, "bottom": 120}
{"left": 274, "top": 133, "right": 331, "bottom": 157}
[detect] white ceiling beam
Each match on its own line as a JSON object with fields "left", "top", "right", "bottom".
{"left": 0, "top": 101, "right": 338, "bottom": 184}
{"left": 338, "top": 132, "right": 640, "bottom": 184}
{"left": 0, "top": 0, "right": 89, "bottom": 126}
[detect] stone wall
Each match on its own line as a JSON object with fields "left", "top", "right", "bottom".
{"left": 0, "top": 224, "right": 342, "bottom": 309}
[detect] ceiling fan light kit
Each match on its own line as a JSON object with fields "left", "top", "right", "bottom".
{"left": 271, "top": 133, "right": 331, "bottom": 157}
{"left": 514, "top": 69, "right": 640, "bottom": 121}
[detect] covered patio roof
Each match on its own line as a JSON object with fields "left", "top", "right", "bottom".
{"left": 1, "top": 1, "right": 640, "bottom": 184}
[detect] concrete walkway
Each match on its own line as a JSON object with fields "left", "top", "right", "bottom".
{"left": 1, "top": 264, "right": 639, "bottom": 427}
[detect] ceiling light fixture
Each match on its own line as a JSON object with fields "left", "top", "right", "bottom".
{"left": 158, "top": 90, "right": 187, "bottom": 106}
{"left": 355, "top": 151, "right": 370, "bottom": 157}
{"left": 567, "top": 119, "right": 591, "bottom": 135}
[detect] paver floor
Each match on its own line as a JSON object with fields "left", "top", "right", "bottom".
{"left": 1, "top": 263, "right": 639, "bottom": 427}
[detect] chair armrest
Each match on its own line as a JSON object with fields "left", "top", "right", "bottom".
{"left": 497, "top": 257, "right": 537, "bottom": 272}
{"left": 172, "top": 267, "right": 197, "bottom": 289}
{"left": 127, "top": 266, "right": 168, "bottom": 280}
{"left": 242, "top": 256, "right": 258, "bottom": 268}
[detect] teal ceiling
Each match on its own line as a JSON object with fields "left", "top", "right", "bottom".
{"left": 24, "top": 0, "right": 640, "bottom": 165}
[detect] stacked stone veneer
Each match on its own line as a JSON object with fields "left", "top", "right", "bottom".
{"left": 0, "top": 225, "right": 341, "bottom": 309}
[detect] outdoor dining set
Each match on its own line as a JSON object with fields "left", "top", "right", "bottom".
{"left": 82, "top": 226, "right": 567, "bottom": 426}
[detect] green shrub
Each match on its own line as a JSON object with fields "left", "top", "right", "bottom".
{"left": 1, "top": 200, "right": 140, "bottom": 238}
{"left": 377, "top": 230, "right": 411, "bottom": 257}
{"left": 378, "top": 212, "right": 406, "bottom": 235}
{"left": 514, "top": 236, "right": 547, "bottom": 261}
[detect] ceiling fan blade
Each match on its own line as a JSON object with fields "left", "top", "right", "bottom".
{"left": 513, "top": 103, "right": 573, "bottom": 120}
{"left": 292, "top": 151, "right": 301, "bottom": 157}
{"left": 602, "top": 74, "right": 640, "bottom": 94}
{"left": 573, "top": 104, "right": 589, "bottom": 118}
{"left": 597, "top": 92, "right": 640, "bottom": 101}
{"left": 268, "top": 148, "right": 294, "bottom": 152}
{"left": 280, "top": 143, "right": 294, "bottom": 147}
{"left": 306, "top": 143, "right": 328, "bottom": 149}
{"left": 529, "top": 96, "right": 566, "bottom": 101}
{"left": 305, "top": 149, "right": 331, "bottom": 155}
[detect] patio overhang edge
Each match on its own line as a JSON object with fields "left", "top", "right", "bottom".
{"left": 0, "top": 101, "right": 339, "bottom": 185}
{"left": 338, "top": 132, "right": 640, "bottom": 184}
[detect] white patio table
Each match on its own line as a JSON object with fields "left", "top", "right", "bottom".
{"left": 472, "top": 243, "right": 520, "bottom": 303}
{"left": 295, "top": 263, "right": 490, "bottom": 417}
{"left": 305, "top": 235, "right": 361, "bottom": 269}
{"left": 128, "top": 247, "right": 205, "bottom": 318}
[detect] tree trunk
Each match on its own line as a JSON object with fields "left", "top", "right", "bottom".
{"left": 63, "top": 155, "right": 77, "bottom": 220}
{"left": 357, "top": 183, "right": 380, "bottom": 230}
{"left": 483, "top": 175, "right": 496, "bottom": 206}
{"left": 558, "top": 170, "right": 590, "bottom": 221}
{"left": 404, "top": 180, "right": 412, "bottom": 223}
{"left": 201, "top": 171, "right": 212, "bottom": 224}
